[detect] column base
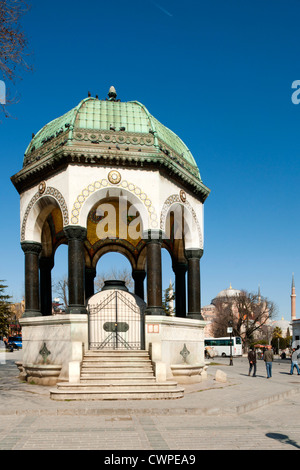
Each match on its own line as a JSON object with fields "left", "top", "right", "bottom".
{"left": 22, "top": 310, "right": 42, "bottom": 319}
{"left": 145, "top": 306, "right": 165, "bottom": 316}
{"left": 65, "top": 305, "right": 87, "bottom": 315}
{"left": 22, "top": 310, "right": 43, "bottom": 318}
{"left": 187, "top": 312, "right": 204, "bottom": 320}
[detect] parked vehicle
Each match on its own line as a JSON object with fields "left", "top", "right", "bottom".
{"left": 8, "top": 336, "right": 22, "bottom": 350}
{"left": 204, "top": 337, "right": 242, "bottom": 357}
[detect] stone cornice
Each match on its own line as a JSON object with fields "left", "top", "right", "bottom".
{"left": 11, "top": 147, "right": 210, "bottom": 203}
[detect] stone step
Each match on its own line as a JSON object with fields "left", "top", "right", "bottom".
{"left": 81, "top": 364, "right": 153, "bottom": 374}
{"left": 80, "top": 377, "right": 157, "bottom": 385}
{"left": 55, "top": 381, "right": 179, "bottom": 392}
{"left": 82, "top": 362, "right": 153, "bottom": 368}
{"left": 50, "top": 387, "right": 185, "bottom": 401}
{"left": 85, "top": 350, "right": 149, "bottom": 355}
{"left": 81, "top": 371, "right": 155, "bottom": 378}
{"left": 83, "top": 356, "right": 151, "bottom": 363}
{"left": 50, "top": 349, "right": 184, "bottom": 401}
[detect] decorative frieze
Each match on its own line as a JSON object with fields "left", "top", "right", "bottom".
{"left": 70, "top": 174, "right": 158, "bottom": 229}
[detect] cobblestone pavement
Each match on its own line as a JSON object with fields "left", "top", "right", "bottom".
{"left": 1, "top": 350, "right": 300, "bottom": 451}
{"left": 1, "top": 397, "right": 300, "bottom": 450}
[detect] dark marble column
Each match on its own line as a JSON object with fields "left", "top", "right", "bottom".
{"left": 39, "top": 256, "right": 54, "bottom": 316}
{"left": 186, "top": 248, "right": 204, "bottom": 320}
{"left": 132, "top": 270, "right": 146, "bottom": 301}
{"left": 144, "top": 230, "right": 165, "bottom": 315}
{"left": 21, "top": 241, "right": 42, "bottom": 318}
{"left": 64, "top": 226, "right": 87, "bottom": 314}
{"left": 85, "top": 267, "right": 96, "bottom": 300}
{"left": 173, "top": 262, "right": 187, "bottom": 317}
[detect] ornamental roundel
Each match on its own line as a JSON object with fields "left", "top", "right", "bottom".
{"left": 108, "top": 170, "right": 121, "bottom": 185}
{"left": 38, "top": 181, "right": 46, "bottom": 195}
{"left": 180, "top": 190, "right": 186, "bottom": 203}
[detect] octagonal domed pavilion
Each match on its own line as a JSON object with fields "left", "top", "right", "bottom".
{"left": 11, "top": 87, "right": 210, "bottom": 386}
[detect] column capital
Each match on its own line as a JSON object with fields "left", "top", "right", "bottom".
{"left": 64, "top": 225, "right": 87, "bottom": 241}
{"left": 142, "top": 229, "right": 163, "bottom": 244}
{"left": 21, "top": 241, "right": 42, "bottom": 255}
{"left": 132, "top": 269, "right": 146, "bottom": 280}
{"left": 85, "top": 266, "right": 97, "bottom": 277}
{"left": 185, "top": 248, "right": 204, "bottom": 260}
{"left": 173, "top": 262, "right": 188, "bottom": 274}
{"left": 39, "top": 256, "right": 54, "bottom": 270}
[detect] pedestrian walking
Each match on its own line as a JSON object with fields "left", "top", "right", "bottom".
{"left": 263, "top": 347, "right": 274, "bottom": 378}
{"left": 248, "top": 348, "right": 257, "bottom": 377}
{"left": 290, "top": 348, "right": 300, "bottom": 375}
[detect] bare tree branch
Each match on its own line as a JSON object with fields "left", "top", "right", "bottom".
{"left": 0, "top": 0, "right": 32, "bottom": 117}
{"left": 53, "top": 276, "right": 68, "bottom": 309}
{"left": 95, "top": 268, "right": 134, "bottom": 292}
{"left": 211, "top": 290, "right": 278, "bottom": 349}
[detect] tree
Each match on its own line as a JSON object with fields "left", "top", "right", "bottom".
{"left": 0, "top": 281, "right": 12, "bottom": 337}
{"left": 0, "top": 0, "right": 32, "bottom": 117}
{"left": 95, "top": 267, "right": 134, "bottom": 292}
{"left": 53, "top": 276, "right": 68, "bottom": 309}
{"left": 211, "top": 290, "right": 277, "bottom": 350}
{"left": 211, "top": 295, "right": 234, "bottom": 338}
{"left": 53, "top": 267, "right": 135, "bottom": 311}
{"left": 162, "top": 282, "right": 175, "bottom": 316}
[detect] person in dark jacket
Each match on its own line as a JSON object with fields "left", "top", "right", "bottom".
{"left": 263, "top": 348, "right": 274, "bottom": 378}
{"left": 248, "top": 348, "right": 257, "bottom": 377}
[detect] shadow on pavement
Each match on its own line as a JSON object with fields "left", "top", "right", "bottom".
{"left": 266, "top": 433, "right": 300, "bottom": 450}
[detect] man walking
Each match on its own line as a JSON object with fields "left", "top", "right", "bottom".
{"left": 248, "top": 348, "right": 257, "bottom": 377}
{"left": 290, "top": 348, "right": 300, "bottom": 375}
{"left": 263, "top": 347, "right": 274, "bottom": 378}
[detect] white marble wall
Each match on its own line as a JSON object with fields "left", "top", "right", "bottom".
{"left": 145, "top": 315, "right": 207, "bottom": 379}
{"left": 20, "top": 314, "right": 88, "bottom": 380}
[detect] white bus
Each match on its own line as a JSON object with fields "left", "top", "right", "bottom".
{"left": 205, "top": 337, "right": 242, "bottom": 357}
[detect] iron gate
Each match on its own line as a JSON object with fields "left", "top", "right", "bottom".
{"left": 88, "top": 290, "right": 145, "bottom": 350}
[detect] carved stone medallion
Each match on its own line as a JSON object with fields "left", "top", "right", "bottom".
{"left": 38, "top": 181, "right": 46, "bottom": 194}
{"left": 108, "top": 170, "right": 121, "bottom": 185}
{"left": 180, "top": 189, "right": 186, "bottom": 203}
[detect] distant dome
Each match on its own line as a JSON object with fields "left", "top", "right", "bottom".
{"left": 271, "top": 318, "right": 292, "bottom": 333}
{"left": 213, "top": 284, "right": 241, "bottom": 302}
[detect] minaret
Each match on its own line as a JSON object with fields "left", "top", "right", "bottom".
{"left": 291, "top": 273, "right": 296, "bottom": 321}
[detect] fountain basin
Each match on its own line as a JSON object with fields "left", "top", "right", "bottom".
{"left": 170, "top": 364, "right": 208, "bottom": 383}
{"left": 23, "top": 364, "right": 62, "bottom": 385}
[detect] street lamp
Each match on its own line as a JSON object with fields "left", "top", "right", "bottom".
{"left": 227, "top": 320, "right": 233, "bottom": 366}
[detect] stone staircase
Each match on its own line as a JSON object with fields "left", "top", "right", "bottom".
{"left": 50, "top": 350, "right": 185, "bottom": 400}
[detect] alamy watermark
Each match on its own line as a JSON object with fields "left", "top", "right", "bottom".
{"left": 0, "top": 81, "right": 6, "bottom": 105}
{"left": 291, "top": 80, "right": 300, "bottom": 104}
{"left": 93, "top": 196, "right": 196, "bottom": 241}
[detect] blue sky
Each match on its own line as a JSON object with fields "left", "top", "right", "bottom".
{"left": 1, "top": 0, "right": 300, "bottom": 320}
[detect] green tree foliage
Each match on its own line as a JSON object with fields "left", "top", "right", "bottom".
{"left": 162, "top": 282, "right": 175, "bottom": 316}
{"left": 0, "top": 281, "right": 12, "bottom": 336}
{"left": 271, "top": 326, "right": 290, "bottom": 352}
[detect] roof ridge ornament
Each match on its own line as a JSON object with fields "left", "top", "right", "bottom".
{"left": 108, "top": 86, "right": 117, "bottom": 101}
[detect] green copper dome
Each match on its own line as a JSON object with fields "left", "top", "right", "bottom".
{"left": 18, "top": 88, "right": 210, "bottom": 201}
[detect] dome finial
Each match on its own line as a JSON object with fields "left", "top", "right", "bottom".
{"left": 108, "top": 86, "right": 117, "bottom": 101}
